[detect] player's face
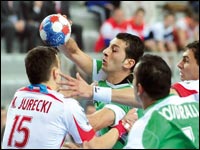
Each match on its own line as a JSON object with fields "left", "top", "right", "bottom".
{"left": 177, "top": 49, "right": 199, "bottom": 81}
{"left": 102, "top": 38, "right": 127, "bottom": 73}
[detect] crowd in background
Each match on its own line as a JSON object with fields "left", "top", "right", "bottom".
{"left": 93, "top": 1, "right": 199, "bottom": 52}
{"left": 1, "top": 1, "right": 199, "bottom": 53}
{"left": 1, "top": 1, "right": 84, "bottom": 53}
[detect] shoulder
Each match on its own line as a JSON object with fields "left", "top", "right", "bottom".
{"left": 172, "top": 80, "right": 199, "bottom": 97}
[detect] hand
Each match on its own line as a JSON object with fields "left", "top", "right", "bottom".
{"left": 57, "top": 38, "right": 80, "bottom": 56}
{"left": 122, "top": 108, "right": 138, "bottom": 132}
{"left": 57, "top": 72, "right": 93, "bottom": 100}
{"left": 62, "top": 15, "right": 72, "bottom": 26}
{"left": 57, "top": 15, "right": 82, "bottom": 53}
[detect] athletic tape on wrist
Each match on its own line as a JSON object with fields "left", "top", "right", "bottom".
{"left": 93, "top": 86, "right": 112, "bottom": 103}
{"left": 113, "top": 120, "right": 127, "bottom": 139}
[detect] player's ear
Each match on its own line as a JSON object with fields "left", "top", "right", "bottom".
{"left": 137, "top": 83, "right": 144, "bottom": 96}
{"left": 52, "top": 67, "right": 59, "bottom": 80}
{"left": 123, "top": 59, "right": 135, "bottom": 69}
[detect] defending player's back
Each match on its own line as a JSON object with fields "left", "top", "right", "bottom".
{"left": 2, "top": 46, "right": 95, "bottom": 149}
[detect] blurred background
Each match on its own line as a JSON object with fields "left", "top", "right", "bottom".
{"left": 1, "top": 1, "right": 199, "bottom": 109}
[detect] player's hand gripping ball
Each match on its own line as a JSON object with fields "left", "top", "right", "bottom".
{"left": 39, "top": 14, "right": 71, "bottom": 47}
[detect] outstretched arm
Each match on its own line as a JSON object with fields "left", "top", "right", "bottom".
{"left": 62, "top": 108, "right": 137, "bottom": 149}
{"left": 83, "top": 108, "right": 138, "bottom": 149}
{"left": 58, "top": 72, "right": 142, "bottom": 107}
{"left": 57, "top": 37, "right": 93, "bottom": 77}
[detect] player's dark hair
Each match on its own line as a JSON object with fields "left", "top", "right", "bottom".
{"left": 116, "top": 33, "right": 144, "bottom": 71}
{"left": 25, "top": 46, "right": 58, "bottom": 84}
{"left": 135, "top": 54, "right": 172, "bottom": 100}
{"left": 185, "top": 40, "right": 199, "bottom": 65}
{"left": 134, "top": 7, "right": 145, "bottom": 15}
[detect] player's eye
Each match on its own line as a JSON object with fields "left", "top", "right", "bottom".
{"left": 112, "top": 47, "right": 117, "bottom": 52}
{"left": 183, "top": 58, "right": 189, "bottom": 63}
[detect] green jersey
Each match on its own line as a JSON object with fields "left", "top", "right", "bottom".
{"left": 92, "top": 59, "right": 132, "bottom": 149}
{"left": 124, "top": 94, "right": 199, "bottom": 149}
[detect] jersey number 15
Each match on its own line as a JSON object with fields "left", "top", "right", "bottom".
{"left": 7, "top": 115, "right": 32, "bottom": 148}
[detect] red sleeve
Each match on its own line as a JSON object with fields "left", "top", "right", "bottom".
{"left": 172, "top": 83, "right": 198, "bottom": 97}
{"left": 73, "top": 116, "right": 95, "bottom": 141}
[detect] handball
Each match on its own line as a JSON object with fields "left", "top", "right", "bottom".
{"left": 39, "top": 14, "right": 71, "bottom": 47}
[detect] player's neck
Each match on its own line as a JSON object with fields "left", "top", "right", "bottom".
{"left": 106, "top": 71, "right": 131, "bottom": 84}
{"left": 41, "top": 80, "right": 58, "bottom": 91}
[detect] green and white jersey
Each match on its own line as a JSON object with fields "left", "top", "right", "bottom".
{"left": 92, "top": 59, "right": 107, "bottom": 82}
{"left": 92, "top": 59, "right": 132, "bottom": 149}
{"left": 124, "top": 94, "right": 199, "bottom": 149}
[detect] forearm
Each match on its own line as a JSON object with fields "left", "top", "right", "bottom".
{"left": 93, "top": 86, "right": 142, "bottom": 107}
{"left": 87, "top": 108, "right": 115, "bottom": 131}
{"left": 112, "top": 88, "right": 141, "bottom": 107}
{"left": 57, "top": 38, "right": 80, "bottom": 59}
{"left": 84, "top": 128, "right": 119, "bottom": 149}
{"left": 84, "top": 119, "right": 129, "bottom": 149}
{"left": 57, "top": 38, "right": 93, "bottom": 75}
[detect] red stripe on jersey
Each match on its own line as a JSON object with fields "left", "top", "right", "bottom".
{"left": 19, "top": 87, "right": 63, "bottom": 103}
{"left": 73, "top": 116, "right": 95, "bottom": 142}
{"left": 60, "top": 136, "right": 66, "bottom": 148}
{"left": 172, "top": 83, "right": 198, "bottom": 97}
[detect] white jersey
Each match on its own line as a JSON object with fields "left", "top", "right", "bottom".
{"left": 2, "top": 85, "right": 95, "bottom": 149}
{"left": 172, "top": 80, "right": 199, "bottom": 101}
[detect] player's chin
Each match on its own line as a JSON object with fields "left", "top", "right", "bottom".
{"left": 101, "top": 66, "right": 107, "bottom": 72}
{"left": 180, "top": 75, "right": 185, "bottom": 81}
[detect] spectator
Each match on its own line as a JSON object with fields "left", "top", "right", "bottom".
{"left": 174, "top": 11, "right": 199, "bottom": 51}
{"left": 21, "top": 1, "right": 49, "bottom": 48}
{"left": 144, "top": 12, "right": 177, "bottom": 52}
{"left": 120, "top": 1, "right": 158, "bottom": 24}
{"left": 126, "top": 7, "right": 147, "bottom": 41}
{"left": 85, "top": 1, "right": 115, "bottom": 28}
{"left": 1, "top": 1, "right": 38, "bottom": 53}
{"left": 94, "top": 8, "right": 127, "bottom": 52}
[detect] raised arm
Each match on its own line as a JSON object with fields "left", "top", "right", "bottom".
{"left": 57, "top": 38, "right": 93, "bottom": 76}
{"left": 58, "top": 72, "right": 142, "bottom": 107}
{"left": 62, "top": 108, "right": 137, "bottom": 149}
{"left": 83, "top": 108, "right": 137, "bottom": 149}
{"left": 112, "top": 88, "right": 140, "bottom": 107}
